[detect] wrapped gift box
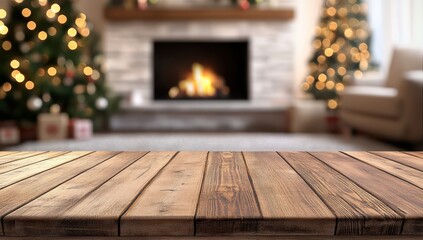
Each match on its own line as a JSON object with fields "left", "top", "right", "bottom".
{"left": 0, "top": 122, "right": 20, "bottom": 145}
{"left": 69, "top": 119, "right": 93, "bottom": 140}
{"left": 37, "top": 113, "right": 69, "bottom": 141}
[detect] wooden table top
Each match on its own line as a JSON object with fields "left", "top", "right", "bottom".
{"left": 0, "top": 151, "right": 422, "bottom": 239}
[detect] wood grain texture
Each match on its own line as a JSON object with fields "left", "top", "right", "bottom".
{"left": 311, "top": 152, "right": 423, "bottom": 235}
{"left": 345, "top": 152, "right": 423, "bottom": 189}
{"left": 53, "top": 151, "right": 176, "bottom": 236}
{"left": 4, "top": 151, "right": 176, "bottom": 237}
{"left": 371, "top": 152, "right": 423, "bottom": 171}
{"left": 0, "top": 151, "right": 91, "bottom": 190}
{"left": 405, "top": 152, "right": 423, "bottom": 159}
{"left": 0, "top": 152, "right": 119, "bottom": 236}
{"left": 0, "top": 236, "right": 421, "bottom": 240}
{"left": 280, "top": 152, "right": 402, "bottom": 235}
{"left": 104, "top": 8, "right": 295, "bottom": 21}
{"left": 3, "top": 151, "right": 147, "bottom": 237}
{"left": 0, "top": 151, "right": 422, "bottom": 238}
{"left": 196, "top": 152, "right": 261, "bottom": 236}
{"left": 244, "top": 152, "right": 335, "bottom": 235}
{"left": 0, "top": 152, "right": 67, "bottom": 174}
{"left": 0, "top": 151, "right": 16, "bottom": 157}
{"left": 121, "top": 152, "right": 207, "bottom": 237}
{"left": 0, "top": 152, "right": 46, "bottom": 165}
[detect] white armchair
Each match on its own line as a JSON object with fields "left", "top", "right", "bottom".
{"left": 340, "top": 48, "right": 423, "bottom": 143}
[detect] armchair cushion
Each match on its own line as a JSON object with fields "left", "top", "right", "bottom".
{"left": 386, "top": 48, "right": 423, "bottom": 89}
{"left": 340, "top": 86, "right": 401, "bottom": 118}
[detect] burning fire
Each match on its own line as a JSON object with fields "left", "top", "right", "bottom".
{"left": 168, "top": 63, "right": 230, "bottom": 98}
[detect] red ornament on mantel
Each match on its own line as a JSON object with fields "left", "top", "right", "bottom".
{"left": 138, "top": 0, "right": 148, "bottom": 10}
{"left": 238, "top": 0, "right": 250, "bottom": 10}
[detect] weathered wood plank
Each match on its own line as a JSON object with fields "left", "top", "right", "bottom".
{"left": 405, "top": 152, "right": 423, "bottom": 159}
{"left": 121, "top": 151, "right": 207, "bottom": 236}
{"left": 371, "top": 152, "right": 423, "bottom": 171}
{"left": 1, "top": 151, "right": 422, "bottom": 238}
{"left": 0, "top": 151, "right": 91, "bottom": 190}
{"left": 4, "top": 151, "right": 175, "bottom": 237}
{"left": 0, "top": 151, "right": 16, "bottom": 157}
{"left": 0, "top": 152, "right": 46, "bottom": 165}
{"left": 0, "top": 236, "right": 422, "bottom": 240}
{"left": 0, "top": 152, "right": 119, "bottom": 236}
{"left": 196, "top": 152, "right": 262, "bottom": 236}
{"left": 244, "top": 152, "right": 335, "bottom": 235}
{"left": 311, "top": 152, "right": 423, "bottom": 235}
{"left": 280, "top": 151, "right": 402, "bottom": 235}
{"left": 3, "top": 151, "right": 147, "bottom": 236}
{"left": 105, "top": 8, "right": 295, "bottom": 21}
{"left": 0, "top": 152, "right": 68, "bottom": 174}
{"left": 345, "top": 152, "right": 423, "bottom": 189}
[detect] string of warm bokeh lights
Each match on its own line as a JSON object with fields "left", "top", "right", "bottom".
{"left": 0, "top": 0, "right": 103, "bottom": 113}
{"left": 303, "top": 0, "right": 371, "bottom": 110}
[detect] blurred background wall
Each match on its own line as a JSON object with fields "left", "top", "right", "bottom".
{"left": 1, "top": 0, "right": 421, "bottom": 97}
{"left": 0, "top": 0, "right": 323, "bottom": 99}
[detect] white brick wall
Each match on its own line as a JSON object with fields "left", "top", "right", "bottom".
{"left": 105, "top": 11, "right": 295, "bottom": 109}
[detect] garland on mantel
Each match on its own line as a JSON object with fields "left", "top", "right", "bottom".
{"left": 108, "top": 0, "right": 263, "bottom": 10}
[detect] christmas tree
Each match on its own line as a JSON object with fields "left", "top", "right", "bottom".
{"left": 303, "top": 0, "right": 372, "bottom": 110}
{"left": 0, "top": 0, "right": 119, "bottom": 131}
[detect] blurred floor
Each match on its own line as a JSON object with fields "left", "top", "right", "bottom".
{"left": 6, "top": 133, "right": 399, "bottom": 151}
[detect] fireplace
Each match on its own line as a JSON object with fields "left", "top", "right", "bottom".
{"left": 106, "top": 16, "right": 294, "bottom": 132}
{"left": 153, "top": 40, "right": 249, "bottom": 101}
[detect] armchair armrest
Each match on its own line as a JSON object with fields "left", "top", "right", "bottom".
{"left": 347, "top": 71, "right": 385, "bottom": 87}
{"left": 339, "top": 86, "right": 399, "bottom": 118}
{"left": 399, "top": 70, "right": 423, "bottom": 97}
{"left": 404, "top": 70, "right": 423, "bottom": 84}
{"left": 401, "top": 70, "right": 423, "bottom": 142}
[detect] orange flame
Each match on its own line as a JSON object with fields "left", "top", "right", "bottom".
{"left": 169, "top": 63, "right": 230, "bottom": 98}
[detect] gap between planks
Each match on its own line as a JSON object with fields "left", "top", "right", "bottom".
{"left": 3, "top": 152, "right": 182, "bottom": 237}
{"left": 0, "top": 152, "right": 93, "bottom": 190}
{"left": 1, "top": 151, "right": 422, "bottom": 237}
{"left": 0, "top": 152, "right": 122, "bottom": 236}
{"left": 343, "top": 151, "right": 423, "bottom": 190}
{"left": 0, "top": 152, "right": 70, "bottom": 175}
{"left": 370, "top": 152, "right": 423, "bottom": 171}
{"left": 195, "top": 152, "right": 263, "bottom": 236}
{"left": 120, "top": 151, "right": 208, "bottom": 237}
{"left": 310, "top": 152, "right": 423, "bottom": 235}
{"left": 0, "top": 152, "right": 19, "bottom": 157}
{"left": 117, "top": 151, "right": 181, "bottom": 236}
{"left": 0, "top": 152, "right": 47, "bottom": 165}
{"left": 281, "top": 152, "right": 403, "bottom": 235}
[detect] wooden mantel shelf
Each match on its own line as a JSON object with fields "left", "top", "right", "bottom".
{"left": 104, "top": 7, "right": 295, "bottom": 21}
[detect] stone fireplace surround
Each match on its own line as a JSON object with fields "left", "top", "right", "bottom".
{"left": 105, "top": 5, "right": 295, "bottom": 131}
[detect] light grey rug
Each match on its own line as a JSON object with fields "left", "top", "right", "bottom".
{"left": 7, "top": 133, "right": 399, "bottom": 151}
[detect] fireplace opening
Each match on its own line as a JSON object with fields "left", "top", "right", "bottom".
{"left": 153, "top": 40, "right": 249, "bottom": 100}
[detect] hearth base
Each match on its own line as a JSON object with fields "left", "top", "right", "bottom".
{"left": 110, "top": 108, "right": 289, "bottom": 132}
